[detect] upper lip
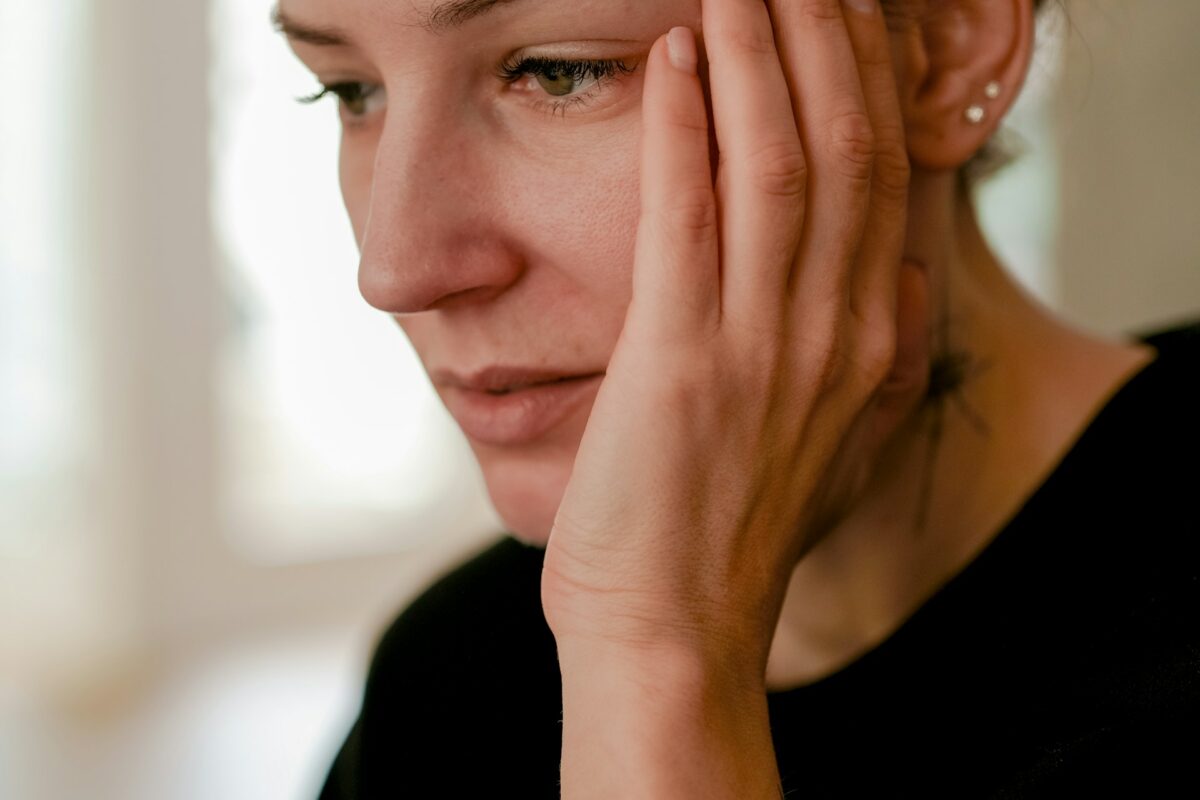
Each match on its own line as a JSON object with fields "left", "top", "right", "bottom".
{"left": 431, "top": 366, "right": 602, "bottom": 393}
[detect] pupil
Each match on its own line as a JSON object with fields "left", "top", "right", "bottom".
{"left": 537, "top": 71, "right": 576, "bottom": 97}
{"left": 341, "top": 86, "right": 366, "bottom": 115}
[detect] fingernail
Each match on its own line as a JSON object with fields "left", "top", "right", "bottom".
{"left": 666, "top": 26, "right": 697, "bottom": 74}
{"left": 844, "top": 0, "right": 877, "bottom": 14}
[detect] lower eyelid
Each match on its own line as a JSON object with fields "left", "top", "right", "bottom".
{"left": 345, "top": 84, "right": 386, "bottom": 118}
{"left": 523, "top": 60, "right": 643, "bottom": 116}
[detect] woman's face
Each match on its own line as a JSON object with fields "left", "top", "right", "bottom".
{"left": 281, "top": 0, "right": 706, "bottom": 544}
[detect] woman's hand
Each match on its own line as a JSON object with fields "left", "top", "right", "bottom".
{"left": 546, "top": 2, "right": 932, "bottom": 795}
{"left": 542, "top": 0, "right": 930, "bottom": 685}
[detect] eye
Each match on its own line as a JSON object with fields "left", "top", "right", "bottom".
{"left": 296, "top": 82, "right": 384, "bottom": 121}
{"left": 497, "top": 55, "right": 638, "bottom": 117}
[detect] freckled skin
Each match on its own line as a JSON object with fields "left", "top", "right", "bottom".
{"left": 350, "top": 122, "right": 641, "bottom": 541}
{"left": 290, "top": 0, "right": 696, "bottom": 543}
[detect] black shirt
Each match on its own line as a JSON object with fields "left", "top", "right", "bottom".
{"left": 319, "top": 317, "right": 1199, "bottom": 799}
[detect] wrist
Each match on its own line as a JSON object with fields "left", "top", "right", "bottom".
{"left": 541, "top": 546, "right": 789, "bottom": 686}
{"left": 544, "top": 587, "right": 782, "bottom": 696}
{"left": 555, "top": 640, "right": 779, "bottom": 800}
{"left": 555, "top": 636, "right": 768, "bottom": 709}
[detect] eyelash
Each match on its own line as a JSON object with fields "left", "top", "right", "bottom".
{"left": 497, "top": 54, "right": 638, "bottom": 118}
{"left": 295, "top": 55, "right": 638, "bottom": 121}
{"left": 296, "top": 82, "right": 379, "bottom": 119}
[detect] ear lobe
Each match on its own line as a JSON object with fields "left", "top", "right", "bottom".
{"left": 897, "top": 0, "right": 1036, "bottom": 172}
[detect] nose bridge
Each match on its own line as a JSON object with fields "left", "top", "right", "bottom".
{"left": 357, "top": 97, "right": 518, "bottom": 315}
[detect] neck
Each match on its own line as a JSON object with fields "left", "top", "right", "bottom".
{"left": 764, "top": 170, "right": 1156, "bottom": 690}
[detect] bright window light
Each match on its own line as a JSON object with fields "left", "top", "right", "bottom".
{"left": 0, "top": 0, "right": 88, "bottom": 557}
{"left": 209, "top": 0, "right": 501, "bottom": 564}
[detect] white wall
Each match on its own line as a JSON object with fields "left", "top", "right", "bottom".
{"left": 1054, "top": 0, "right": 1200, "bottom": 335}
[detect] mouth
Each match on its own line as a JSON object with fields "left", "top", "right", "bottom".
{"left": 437, "top": 369, "right": 605, "bottom": 447}
{"left": 480, "top": 375, "right": 583, "bottom": 396}
{"left": 433, "top": 365, "right": 603, "bottom": 394}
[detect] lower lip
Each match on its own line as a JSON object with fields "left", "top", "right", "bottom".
{"left": 442, "top": 373, "right": 604, "bottom": 447}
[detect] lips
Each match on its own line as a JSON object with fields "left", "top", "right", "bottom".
{"left": 433, "top": 366, "right": 596, "bottom": 392}
{"left": 435, "top": 367, "right": 604, "bottom": 447}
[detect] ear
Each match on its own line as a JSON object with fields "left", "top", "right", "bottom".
{"left": 892, "top": 0, "right": 1036, "bottom": 172}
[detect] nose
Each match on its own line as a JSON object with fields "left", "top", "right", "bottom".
{"left": 355, "top": 107, "right": 524, "bottom": 315}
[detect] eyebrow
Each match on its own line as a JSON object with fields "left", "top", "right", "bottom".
{"left": 270, "top": 0, "right": 526, "bottom": 45}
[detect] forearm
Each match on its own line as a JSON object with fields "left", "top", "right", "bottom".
{"left": 556, "top": 643, "right": 784, "bottom": 800}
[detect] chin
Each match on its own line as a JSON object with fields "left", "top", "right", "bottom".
{"left": 474, "top": 447, "right": 575, "bottom": 549}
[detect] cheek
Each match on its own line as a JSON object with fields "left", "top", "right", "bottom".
{"left": 502, "top": 127, "right": 644, "bottom": 310}
{"left": 472, "top": 143, "right": 643, "bottom": 541}
{"left": 348, "top": 111, "right": 646, "bottom": 542}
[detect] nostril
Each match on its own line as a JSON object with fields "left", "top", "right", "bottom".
{"left": 359, "top": 268, "right": 501, "bottom": 314}
{"left": 356, "top": 225, "right": 527, "bottom": 313}
{"left": 427, "top": 285, "right": 506, "bottom": 311}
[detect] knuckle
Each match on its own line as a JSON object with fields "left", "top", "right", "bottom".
{"left": 666, "top": 108, "right": 711, "bottom": 138}
{"left": 731, "top": 316, "right": 786, "bottom": 373}
{"left": 857, "top": 47, "right": 895, "bottom": 72}
{"left": 826, "top": 110, "right": 876, "bottom": 185}
{"left": 858, "top": 328, "right": 898, "bottom": 389}
{"left": 798, "top": 0, "right": 845, "bottom": 24}
{"left": 814, "top": 341, "right": 846, "bottom": 392}
{"left": 746, "top": 138, "right": 809, "bottom": 201}
{"left": 723, "top": 24, "right": 778, "bottom": 60}
{"left": 873, "top": 141, "right": 912, "bottom": 201}
{"left": 798, "top": 326, "right": 846, "bottom": 393}
{"left": 656, "top": 194, "right": 719, "bottom": 243}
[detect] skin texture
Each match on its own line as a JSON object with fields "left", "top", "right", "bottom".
{"left": 281, "top": 2, "right": 1160, "bottom": 796}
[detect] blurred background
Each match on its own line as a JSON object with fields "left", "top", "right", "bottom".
{"left": 1, "top": 1, "right": 1198, "bottom": 798}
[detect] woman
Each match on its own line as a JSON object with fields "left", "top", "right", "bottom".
{"left": 274, "top": 0, "right": 1199, "bottom": 796}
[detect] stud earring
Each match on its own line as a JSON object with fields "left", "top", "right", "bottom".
{"left": 966, "top": 81, "right": 1001, "bottom": 124}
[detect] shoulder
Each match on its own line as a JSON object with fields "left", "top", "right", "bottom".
{"left": 1019, "top": 315, "right": 1200, "bottom": 564}
{"left": 1032, "top": 318, "right": 1200, "bottom": 778}
{"left": 1123, "top": 314, "right": 1200, "bottom": 435}
{"left": 1111, "top": 316, "right": 1200, "bottom": 522}
{"left": 1042, "top": 316, "right": 1200, "bottom": 593}
{"left": 1134, "top": 313, "right": 1200, "bottom": 356}
{"left": 322, "top": 535, "right": 562, "bottom": 797}
{"left": 366, "top": 534, "right": 552, "bottom": 694}
{"left": 1051, "top": 315, "right": 1200, "bottom": 515}
{"left": 1113, "top": 313, "right": 1198, "bottom": 424}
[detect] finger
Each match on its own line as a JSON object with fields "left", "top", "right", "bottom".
{"left": 809, "top": 258, "right": 929, "bottom": 540}
{"left": 702, "top": 0, "right": 808, "bottom": 329}
{"left": 632, "top": 26, "right": 720, "bottom": 343}
{"left": 869, "top": 259, "right": 931, "bottom": 446}
{"left": 842, "top": 0, "right": 912, "bottom": 328}
{"left": 767, "top": 0, "right": 873, "bottom": 318}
